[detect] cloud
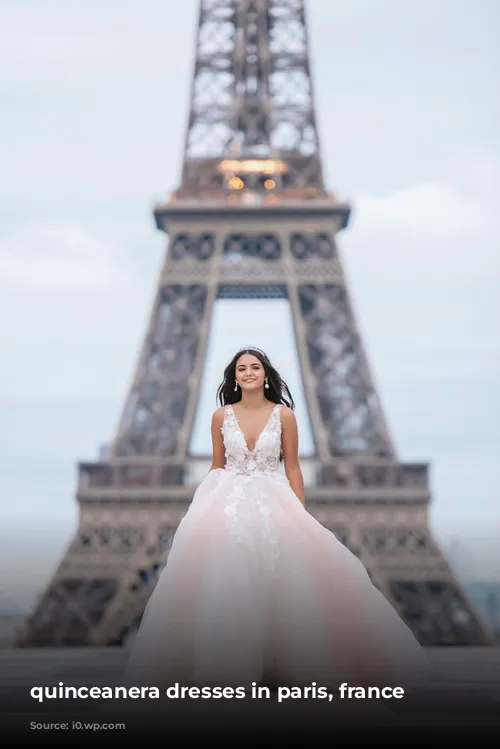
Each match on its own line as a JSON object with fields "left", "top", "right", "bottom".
{"left": 0, "top": 4, "right": 197, "bottom": 84}
{"left": 0, "top": 225, "right": 149, "bottom": 485}
{"left": 0, "top": 222, "right": 147, "bottom": 356}
{"left": 341, "top": 159, "right": 500, "bottom": 386}
{"left": 0, "top": 224, "right": 133, "bottom": 291}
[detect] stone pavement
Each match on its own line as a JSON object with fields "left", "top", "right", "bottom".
{"left": 0, "top": 646, "right": 499, "bottom": 740}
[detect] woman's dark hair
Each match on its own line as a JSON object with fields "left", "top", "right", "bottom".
{"left": 216, "top": 347, "right": 295, "bottom": 410}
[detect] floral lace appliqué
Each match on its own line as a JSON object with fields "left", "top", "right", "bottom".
{"left": 218, "top": 404, "right": 287, "bottom": 568}
{"left": 221, "top": 404, "right": 282, "bottom": 477}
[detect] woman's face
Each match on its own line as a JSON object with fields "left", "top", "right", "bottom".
{"left": 234, "top": 354, "right": 266, "bottom": 392}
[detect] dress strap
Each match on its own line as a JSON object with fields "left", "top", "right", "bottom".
{"left": 221, "top": 404, "right": 229, "bottom": 433}
{"left": 274, "top": 402, "right": 282, "bottom": 418}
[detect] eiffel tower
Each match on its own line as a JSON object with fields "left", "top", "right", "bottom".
{"left": 17, "top": 0, "right": 491, "bottom": 649}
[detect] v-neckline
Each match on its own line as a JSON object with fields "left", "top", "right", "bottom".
{"left": 230, "top": 403, "right": 277, "bottom": 455}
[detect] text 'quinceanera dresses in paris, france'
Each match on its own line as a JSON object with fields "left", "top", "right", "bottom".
{"left": 123, "top": 403, "right": 430, "bottom": 688}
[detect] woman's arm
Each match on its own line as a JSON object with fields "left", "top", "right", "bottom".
{"left": 281, "top": 407, "right": 305, "bottom": 505}
{"left": 209, "top": 407, "right": 226, "bottom": 470}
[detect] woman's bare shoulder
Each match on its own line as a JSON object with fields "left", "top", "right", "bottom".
{"left": 279, "top": 405, "right": 297, "bottom": 424}
{"left": 211, "top": 406, "right": 226, "bottom": 426}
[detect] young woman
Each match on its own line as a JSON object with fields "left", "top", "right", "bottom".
{"left": 123, "top": 347, "right": 430, "bottom": 689}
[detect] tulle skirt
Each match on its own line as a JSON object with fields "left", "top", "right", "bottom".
{"left": 123, "top": 468, "right": 431, "bottom": 689}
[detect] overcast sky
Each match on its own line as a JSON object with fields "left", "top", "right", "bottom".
{"left": 0, "top": 0, "right": 499, "bottom": 610}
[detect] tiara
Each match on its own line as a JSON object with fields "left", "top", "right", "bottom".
{"left": 239, "top": 345, "right": 267, "bottom": 357}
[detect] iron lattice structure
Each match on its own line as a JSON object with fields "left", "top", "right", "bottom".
{"left": 17, "top": 0, "right": 492, "bottom": 648}
{"left": 180, "top": 0, "right": 325, "bottom": 197}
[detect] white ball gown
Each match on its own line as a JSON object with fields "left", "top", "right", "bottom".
{"left": 123, "top": 403, "right": 430, "bottom": 689}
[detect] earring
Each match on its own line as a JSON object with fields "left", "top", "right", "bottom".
{"left": 234, "top": 381, "right": 238, "bottom": 391}
{"left": 265, "top": 378, "right": 269, "bottom": 389}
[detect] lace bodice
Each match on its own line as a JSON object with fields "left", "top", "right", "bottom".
{"left": 222, "top": 403, "right": 282, "bottom": 476}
